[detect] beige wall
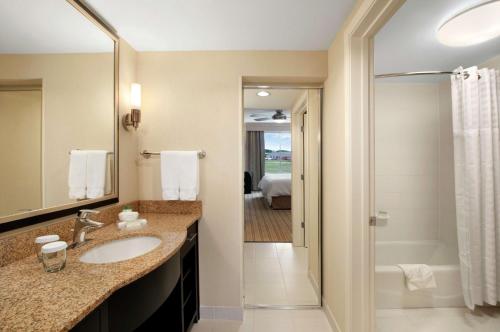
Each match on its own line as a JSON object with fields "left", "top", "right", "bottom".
{"left": 0, "top": 53, "right": 114, "bottom": 210}
{"left": 322, "top": 29, "right": 350, "bottom": 331}
{"left": 118, "top": 40, "right": 139, "bottom": 203}
{"left": 135, "top": 51, "right": 327, "bottom": 308}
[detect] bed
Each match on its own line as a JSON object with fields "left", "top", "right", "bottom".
{"left": 258, "top": 173, "right": 292, "bottom": 210}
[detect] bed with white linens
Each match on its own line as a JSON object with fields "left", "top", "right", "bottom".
{"left": 258, "top": 173, "right": 292, "bottom": 209}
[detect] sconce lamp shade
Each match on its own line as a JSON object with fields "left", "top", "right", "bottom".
{"left": 123, "top": 83, "right": 142, "bottom": 130}
{"left": 131, "top": 83, "right": 141, "bottom": 110}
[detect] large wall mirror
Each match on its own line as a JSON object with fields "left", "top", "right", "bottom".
{"left": 0, "top": 0, "right": 119, "bottom": 231}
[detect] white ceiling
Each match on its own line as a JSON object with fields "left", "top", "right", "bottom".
{"left": 244, "top": 89, "right": 303, "bottom": 110}
{"left": 0, "top": 0, "right": 113, "bottom": 53}
{"left": 244, "top": 88, "right": 304, "bottom": 124}
{"left": 374, "top": 0, "right": 500, "bottom": 80}
{"left": 86, "top": 0, "right": 356, "bottom": 51}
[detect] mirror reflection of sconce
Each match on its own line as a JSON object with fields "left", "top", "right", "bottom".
{"left": 122, "top": 83, "right": 141, "bottom": 130}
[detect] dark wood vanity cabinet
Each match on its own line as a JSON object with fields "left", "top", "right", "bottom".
{"left": 71, "top": 221, "right": 200, "bottom": 332}
{"left": 180, "top": 221, "right": 200, "bottom": 331}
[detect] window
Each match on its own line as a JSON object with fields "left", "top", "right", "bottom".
{"left": 264, "top": 132, "right": 291, "bottom": 174}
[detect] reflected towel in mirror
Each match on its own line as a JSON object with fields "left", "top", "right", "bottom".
{"left": 68, "top": 150, "right": 87, "bottom": 199}
{"left": 86, "top": 150, "right": 107, "bottom": 199}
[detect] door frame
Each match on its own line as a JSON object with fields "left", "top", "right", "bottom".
{"left": 291, "top": 95, "right": 307, "bottom": 247}
{"left": 343, "top": 0, "right": 405, "bottom": 331}
{"left": 241, "top": 84, "right": 324, "bottom": 309}
{"left": 302, "top": 110, "right": 309, "bottom": 248}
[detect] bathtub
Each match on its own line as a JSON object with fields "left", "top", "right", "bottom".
{"left": 376, "top": 241, "right": 465, "bottom": 309}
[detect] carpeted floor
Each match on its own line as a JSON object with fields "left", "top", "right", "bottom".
{"left": 244, "top": 192, "right": 292, "bottom": 242}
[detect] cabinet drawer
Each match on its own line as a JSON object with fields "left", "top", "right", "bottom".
{"left": 182, "top": 221, "right": 198, "bottom": 255}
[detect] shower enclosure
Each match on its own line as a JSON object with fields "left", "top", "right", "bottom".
{"left": 373, "top": 75, "right": 463, "bottom": 309}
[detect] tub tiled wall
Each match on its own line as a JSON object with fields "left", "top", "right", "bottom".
{"left": 375, "top": 83, "right": 441, "bottom": 241}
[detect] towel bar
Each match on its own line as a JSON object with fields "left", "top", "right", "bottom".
{"left": 68, "top": 150, "right": 114, "bottom": 155}
{"left": 140, "top": 150, "right": 206, "bottom": 159}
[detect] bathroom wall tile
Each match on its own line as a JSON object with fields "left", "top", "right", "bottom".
{"left": 376, "top": 208, "right": 439, "bottom": 241}
{"left": 375, "top": 156, "right": 438, "bottom": 176}
{"left": 438, "top": 80, "right": 458, "bottom": 248}
{"left": 375, "top": 83, "right": 444, "bottom": 243}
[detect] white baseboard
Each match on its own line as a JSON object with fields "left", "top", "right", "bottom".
{"left": 200, "top": 306, "right": 244, "bottom": 321}
{"left": 322, "top": 296, "right": 342, "bottom": 332}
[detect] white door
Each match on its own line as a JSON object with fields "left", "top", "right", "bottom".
{"left": 0, "top": 90, "right": 42, "bottom": 215}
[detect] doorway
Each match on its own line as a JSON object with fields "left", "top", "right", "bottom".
{"left": 371, "top": 1, "right": 500, "bottom": 331}
{"left": 242, "top": 85, "right": 322, "bottom": 307}
{"left": 0, "top": 85, "right": 42, "bottom": 216}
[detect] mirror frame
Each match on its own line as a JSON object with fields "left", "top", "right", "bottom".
{"left": 0, "top": 0, "right": 120, "bottom": 233}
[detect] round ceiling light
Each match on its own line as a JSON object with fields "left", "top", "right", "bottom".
{"left": 257, "top": 90, "right": 270, "bottom": 97}
{"left": 437, "top": 1, "right": 500, "bottom": 47}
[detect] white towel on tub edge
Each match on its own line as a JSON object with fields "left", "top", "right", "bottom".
{"left": 397, "top": 264, "right": 437, "bottom": 291}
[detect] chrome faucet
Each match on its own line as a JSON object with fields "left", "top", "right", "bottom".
{"left": 70, "top": 209, "right": 104, "bottom": 248}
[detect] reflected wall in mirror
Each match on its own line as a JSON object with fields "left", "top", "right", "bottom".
{"left": 0, "top": 0, "right": 117, "bottom": 222}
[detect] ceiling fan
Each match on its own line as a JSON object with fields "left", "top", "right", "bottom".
{"left": 250, "top": 110, "right": 287, "bottom": 121}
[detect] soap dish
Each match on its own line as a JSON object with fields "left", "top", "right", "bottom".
{"left": 117, "top": 219, "right": 148, "bottom": 231}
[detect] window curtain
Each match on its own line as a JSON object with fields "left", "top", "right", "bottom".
{"left": 451, "top": 66, "right": 500, "bottom": 310}
{"left": 246, "top": 131, "right": 265, "bottom": 191}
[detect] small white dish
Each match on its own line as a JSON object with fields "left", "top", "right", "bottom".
{"left": 117, "top": 219, "right": 148, "bottom": 230}
{"left": 118, "top": 211, "right": 139, "bottom": 222}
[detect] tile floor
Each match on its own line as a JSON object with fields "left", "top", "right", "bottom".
{"left": 191, "top": 309, "right": 333, "bottom": 332}
{"left": 244, "top": 242, "right": 319, "bottom": 305}
{"left": 377, "top": 307, "right": 500, "bottom": 332}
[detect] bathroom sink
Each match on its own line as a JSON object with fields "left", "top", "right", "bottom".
{"left": 79, "top": 236, "right": 162, "bottom": 264}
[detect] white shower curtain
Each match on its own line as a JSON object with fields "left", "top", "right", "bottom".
{"left": 451, "top": 66, "right": 500, "bottom": 310}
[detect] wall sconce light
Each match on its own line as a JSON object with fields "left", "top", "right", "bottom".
{"left": 122, "top": 83, "right": 141, "bottom": 130}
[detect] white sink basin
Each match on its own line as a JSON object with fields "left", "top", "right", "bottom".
{"left": 79, "top": 236, "right": 162, "bottom": 264}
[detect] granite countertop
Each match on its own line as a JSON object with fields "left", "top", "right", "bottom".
{"left": 0, "top": 210, "right": 201, "bottom": 332}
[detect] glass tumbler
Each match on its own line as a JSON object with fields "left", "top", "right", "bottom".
{"left": 35, "top": 234, "right": 60, "bottom": 262}
{"left": 41, "top": 241, "right": 68, "bottom": 272}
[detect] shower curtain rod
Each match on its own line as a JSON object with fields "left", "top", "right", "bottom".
{"left": 375, "top": 70, "right": 480, "bottom": 79}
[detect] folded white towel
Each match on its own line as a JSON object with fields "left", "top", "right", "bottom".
{"left": 161, "top": 151, "right": 181, "bottom": 200}
{"left": 179, "top": 151, "right": 199, "bottom": 201}
{"left": 117, "top": 219, "right": 147, "bottom": 230}
{"left": 68, "top": 150, "right": 87, "bottom": 199}
{"left": 397, "top": 264, "right": 437, "bottom": 291}
{"left": 86, "top": 150, "right": 107, "bottom": 199}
